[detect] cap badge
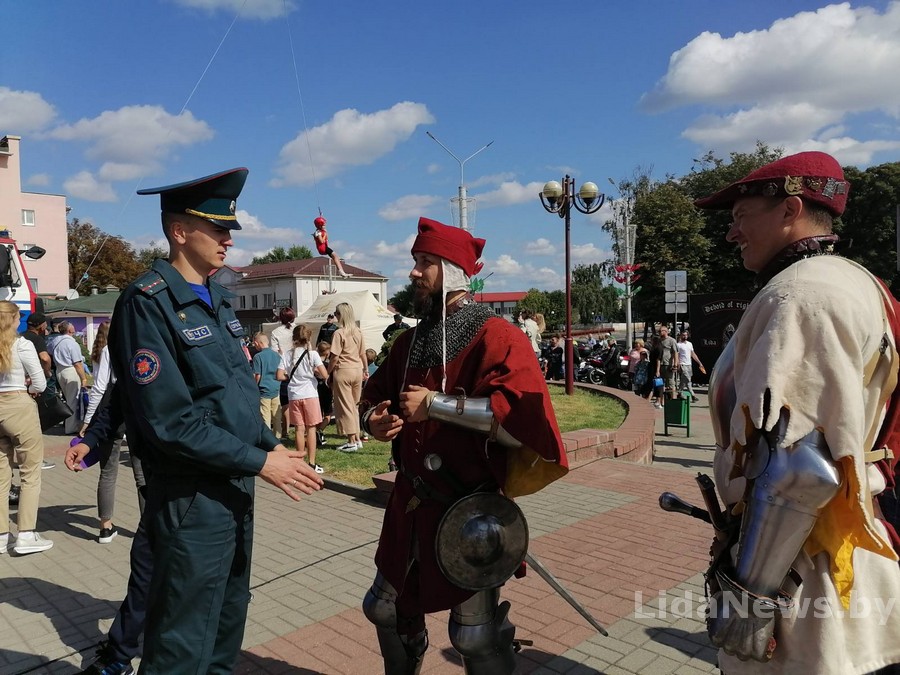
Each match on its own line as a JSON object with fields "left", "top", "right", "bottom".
{"left": 821, "top": 178, "right": 847, "bottom": 200}
{"left": 229, "top": 200, "right": 236, "bottom": 215}
{"left": 762, "top": 182, "right": 778, "bottom": 197}
{"left": 738, "top": 184, "right": 749, "bottom": 194}
{"left": 784, "top": 176, "right": 804, "bottom": 196}
{"left": 805, "top": 177, "right": 823, "bottom": 191}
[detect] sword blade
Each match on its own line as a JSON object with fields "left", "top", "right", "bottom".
{"left": 524, "top": 552, "right": 609, "bottom": 637}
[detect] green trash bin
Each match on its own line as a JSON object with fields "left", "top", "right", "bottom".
{"left": 664, "top": 397, "right": 690, "bottom": 436}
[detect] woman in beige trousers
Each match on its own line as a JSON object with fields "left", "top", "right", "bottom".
{"left": 327, "top": 302, "right": 368, "bottom": 452}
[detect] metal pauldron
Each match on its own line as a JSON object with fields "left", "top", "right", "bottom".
{"left": 426, "top": 392, "right": 522, "bottom": 448}
{"left": 734, "top": 411, "right": 842, "bottom": 599}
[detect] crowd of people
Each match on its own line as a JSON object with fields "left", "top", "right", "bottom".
{"left": 4, "top": 152, "right": 900, "bottom": 675}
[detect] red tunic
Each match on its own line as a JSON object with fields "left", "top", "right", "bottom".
{"left": 362, "top": 316, "right": 567, "bottom": 612}
{"left": 313, "top": 229, "right": 328, "bottom": 255}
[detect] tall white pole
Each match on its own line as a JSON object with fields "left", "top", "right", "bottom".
{"left": 624, "top": 203, "right": 633, "bottom": 350}
{"left": 426, "top": 132, "right": 492, "bottom": 230}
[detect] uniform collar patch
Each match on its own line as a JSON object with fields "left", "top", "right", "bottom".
{"left": 182, "top": 326, "right": 213, "bottom": 341}
{"left": 131, "top": 349, "right": 161, "bottom": 385}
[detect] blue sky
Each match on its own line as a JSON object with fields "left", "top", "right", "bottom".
{"left": 3, "top": 0, "right": 899, "bottom": 297}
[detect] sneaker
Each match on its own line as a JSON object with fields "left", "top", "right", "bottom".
{"left": 42, "top": 459, "right": 56, "bottom": 470}
{"left": 310, "top": 463, "right": 325, "bottom": 474}
{"left": 691, "top": 396, "right": 700, "bottom": 403}
{"left": 80, "top": 641, "right": 134, "bottom": 675}
{"left": 0, "top": 533, "right": 8, "bottom": 555}
{"left": 13, "top": 531, "right": 53, "bottom": 555}
{"left": 316, "top": 431, "right": 327, "bottom": 446}
{"left": 338, "top": 442, "right": 358, "bottom": 453}
{"left": 360, "top": 433, "right": 370, "bottom": 441}
{"left": 99, "top": 527, "right": 118, "bottom": 544}
{"left": 8, "top": 484, "right": 19, "bottom": 505}
{"left": 653, "top": 403, "right": 663, "bottom": 409}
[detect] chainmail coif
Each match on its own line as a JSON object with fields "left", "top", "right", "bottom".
{"left": 408, "top": 300, "right": 497, "bottom": 369}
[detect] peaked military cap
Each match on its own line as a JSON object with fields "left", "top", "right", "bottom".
{"left": 138, "top": 167, "right": 249, "bottom": 230}
{"left": 695, "top": 151, "right": 849, "bottom": 217}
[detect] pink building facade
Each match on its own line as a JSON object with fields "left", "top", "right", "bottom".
{"left": 0, "top": 135, "right": 69, "bottom": 295}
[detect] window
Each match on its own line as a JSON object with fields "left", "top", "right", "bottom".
{"left": 251, "top": 295, "right": 258, "bottom": 309}
{"left": 21, "top": 210, "right": 35, "bottom": 227}
{"left": 28, "top": 278, "right": 38, "bottom": 292}
{"left": 239, "top": 296, "right": 246, "bottom": 309}
{"left": 263, "top": 293, "right": 273, "bottom": 307}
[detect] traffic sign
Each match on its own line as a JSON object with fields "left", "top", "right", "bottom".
{"left": 665, "top": 270, "right": 687, "bottom": 291}
{"left": 666, "top": 302, "right": 688, "bottom": 314}
{"left": 665, "top": 291, "right": 688, "bottom": 303}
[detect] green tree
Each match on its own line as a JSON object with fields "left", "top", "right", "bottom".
{"left": 388, "top": 283, "right": 415, "bottom": 317}
{"left": 136, "top": 240, "right": 168, "bottom": 270}
{"left": 840, "top": 162, "right": 900, "bottom": 294}
{"left": 516, "top": 288, "right": 550, "bottom": 318}
{"left": 626, "top": 181, "right": 709, "bottom": 321}
{"left": 67, "top": 218, "right": 144, "bottom": 291}
{"left": 251, "top": 245, "right": 312, "bottom": 265}
{"left": 571, "top": 263, "right": 623, "bottom": 324}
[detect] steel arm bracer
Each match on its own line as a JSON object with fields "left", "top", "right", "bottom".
{"left": 735, "top": 411, "right": 841, "bottom": 598}
{"left": 425, "top": 392, "right": 522, "bottom": 448}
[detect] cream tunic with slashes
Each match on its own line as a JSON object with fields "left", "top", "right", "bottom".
{"left": 713, "top": 255, "right": 900, "bottom": 675}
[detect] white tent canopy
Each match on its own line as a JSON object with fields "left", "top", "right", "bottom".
{"left": 263, "top": 290, "right": 416, "bottom": 353}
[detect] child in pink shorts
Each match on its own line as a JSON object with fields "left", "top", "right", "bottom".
{"left": 277, "top": 325, "right": 329, "bottom": 473}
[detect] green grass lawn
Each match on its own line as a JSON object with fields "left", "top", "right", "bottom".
{"left": 285, "top": 386, "right": 627, "bottom": 487}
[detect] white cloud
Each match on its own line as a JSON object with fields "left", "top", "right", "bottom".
{"left": 372, "top": 234, "right": 418, "bottom": 261}
{"left": 571, "top": 242, "right": 611, "bottom": 263}
{"left": 272, "top": 102, "right": 435, "bottom": 187}
{"left": 0, "top": 88, "right": 57, "bottom": 134}
{"left": 476, "top": 181, "right": 546, "bottom": 208}
{"left": 378, "top": 194, "right": 441, "bottom": 221}
{"left": 171, "top": 0, "right": 294, "bottom": 20}
{"left": 468, "top": 172, "right": 516, "bottom": 189}
{"left": 48, "top": 105, "right": 214, "bottom": 180}
{"left": 525, "top": 238, "right": 556, "bottom": 255}
{"left": 233, "top": 209, "right": 300, "bottom": 243}
{"left": 642, "top": 2, "right": 900, "bottom": 162}
{"left": 26, "top": 173, "right": 51, "bottom": 187}
{"left": 492, "top": 254, "right": 523, "bottom": 275}
{"left": 64, "top": 171, "right": 117, "bottom": 202}
{"left": 426, "top": 163, "right": 442, "bottom": 175}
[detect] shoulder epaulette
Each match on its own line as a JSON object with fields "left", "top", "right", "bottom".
{"left": 134, "top": 271, "right": 168, "bottom": 296}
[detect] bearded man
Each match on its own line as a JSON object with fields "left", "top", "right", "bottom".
{"left": 697, "top": 151, "right": 900, "bottom": 675}
{"left": 360, "top": 217, "right": 568, "bottom": 674}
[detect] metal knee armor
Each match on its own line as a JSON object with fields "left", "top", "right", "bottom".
{"left": 363, "top": 572, "right": 428, "bottom": 675}
{"left": 448, "top": 588, "right": 516, "bottom": 675}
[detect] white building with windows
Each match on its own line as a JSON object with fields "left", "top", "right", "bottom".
{"left": 213, "top": 257, "right": 389, "bottom": 332}
{"left": 0, "top": 135, "right": 69, "bottom": 295}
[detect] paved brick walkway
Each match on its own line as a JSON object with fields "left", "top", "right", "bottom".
{"left": 1, "top": 391, "right": 720, "bottom": 674}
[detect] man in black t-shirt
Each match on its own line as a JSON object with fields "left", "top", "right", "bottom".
{"left": 316, "top": 313, "right": 338, "bottom": 344}
{"left": 20, "top": 312, "right": 51, "bottom": 376}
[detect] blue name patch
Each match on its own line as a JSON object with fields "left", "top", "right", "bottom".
{"left": 227, "top": 319, "right": 243, "bottom": 334}
{"left": 182, "top": 326, "right": 212, "bottom": 341}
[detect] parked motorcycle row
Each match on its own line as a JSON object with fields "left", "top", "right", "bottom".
{"left": 539, "top": 339, "right": 632, "bottom": 390}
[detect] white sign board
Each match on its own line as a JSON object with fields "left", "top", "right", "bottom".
{"left": 665, "top": 291, "right": 688, "bottom": 303}
{"left": 666, "top": 302, "right": 688, "bottom": 314}
{"left": 665, "top": 270, "right": 687, "bottom": 291}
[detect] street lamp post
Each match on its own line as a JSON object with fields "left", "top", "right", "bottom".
{"left": 540, "top": 176, "right": 605, "bottom": 395}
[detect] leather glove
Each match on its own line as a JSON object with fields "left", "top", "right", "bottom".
{"left": 707, "top": 569, "right": 780, "bottom": 662}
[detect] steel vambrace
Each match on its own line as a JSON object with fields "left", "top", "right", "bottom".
{"left": 425, "top": 392, "right": 522, "bottom": 448}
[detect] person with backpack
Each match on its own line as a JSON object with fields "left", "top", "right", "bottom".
{"left": 695, "top": 152, "right": 900, "bottom": 674}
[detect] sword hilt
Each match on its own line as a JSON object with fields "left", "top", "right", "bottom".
{"left": 659, "top": 491, "right": 713, "bottom": 524}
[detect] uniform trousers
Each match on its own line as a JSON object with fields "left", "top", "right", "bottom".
{"left": 0, "top": 391, "right": 44, "bottom": 531}
{"left": 139, "top": 474, "right": 254, "bottom": 674}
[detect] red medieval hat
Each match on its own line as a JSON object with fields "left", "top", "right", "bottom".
{"left": 411, "top": 217, "right": 485, "bottom": 277}
{"left": 694, "top": 151, "right": 850, "bottom": 216}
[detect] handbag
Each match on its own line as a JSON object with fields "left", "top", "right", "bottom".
{"left": 36, "top": 388, "right": 74, "bottom": 431}
{"left": 279, "top": 349, "right": 308, "bottom": 406}
{"left": 653, "top": 377, "right": 665, "bottom": 388}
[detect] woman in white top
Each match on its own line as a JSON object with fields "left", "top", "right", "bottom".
{"left": 277, "top": 324, "right": 328, "bottom": 474}
{"left": 80, "top": 321, "right": 146, "bottom": 543}
{"left": 0, "top": 300, "right": 51, "bottom": 555}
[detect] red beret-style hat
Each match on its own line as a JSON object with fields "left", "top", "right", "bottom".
{"left": 411, "top": 217, "right": 485, "bottom": 277}
{"left": 694, "top": 151, "right": 850, "bottom": 216}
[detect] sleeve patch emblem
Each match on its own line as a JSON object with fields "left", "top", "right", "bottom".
{"left": 182, "top": 326, "right": 212, "bottom": 341}
{"left": 227, "top": 319, "right": 244, "bottom": 335}
{"left": 131, "top": 349, "right": 161, "bottom": 385}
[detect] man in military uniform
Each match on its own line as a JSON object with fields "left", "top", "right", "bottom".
{"left": 360, "top": 217, "right": 568, "bottom": 674}
{"left": 108, "top": 168, "right": 323, "bottom": 674}
{"left": 696, "top": 152, "right": 900, "bottom": 674}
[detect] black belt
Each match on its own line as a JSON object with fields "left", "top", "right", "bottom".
{"left": 399, "top": 465, "right": 454, "bottom": 505}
